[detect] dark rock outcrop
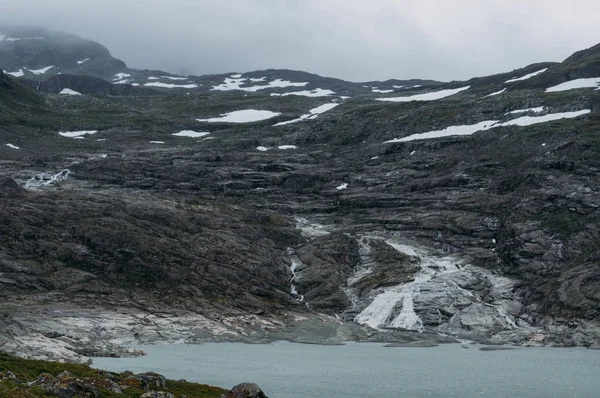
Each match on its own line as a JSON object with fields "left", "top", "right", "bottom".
{"left": 223, "top": 383, "right": 268, "bottom": 398}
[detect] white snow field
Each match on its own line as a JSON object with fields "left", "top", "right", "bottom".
{"left": 172, "top": 131, "right": 211, "bottom": 138}
{"left": 59, "top": 88, "right": 81, "bottom": 95}
{"left": 58, "top": 130, "right": 98, "bottom": 138}
{"left": 198, "top": 110, "right": 281, "bottom": 123}
{"left": 144, "top": 82, "right": 198, "bottom": 89}
{"left": 212, "top": 75, "right": 308, "bottom": 92}
{"left": 505, "top": 68, "right": 548, "bottom": 83}
{"left": 545, "top": 77, "right": 600, "bottom": 92}
{"left": 385, "top": 110, "right": 591, "bottom": 143}
{"left": 274, "top": 103, "right": 339, "bottom": 126}
{"left": 376, "top": 86, "right": 470, "bottom": 102}
{"left": 271, "top": 88, "right": 335, "bottom": 97}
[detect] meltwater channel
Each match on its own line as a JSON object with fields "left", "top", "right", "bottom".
{"left": 93, "top": 342, "right": 600, "bottom": 398}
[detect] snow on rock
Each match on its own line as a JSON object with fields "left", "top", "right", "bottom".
{"left": 26, "top": 66, "right": 54, "bottom": 75}
{"left": 212, "top": 76, "right": 308, "bottom": 92}
{"left": 172, "top": 130, "right": 211, "bottom": 138}
{"left": 498, "top": 110, "right": 591, "bottom": 127}
{"left": 256, "top": 146, "right": 270, "bottom": 151}
{"left": 230, "top": 73, "right": 243, "bottom": 78}
{"left": 249, "top": 77, "right": 266, "bottom": 82}
{"left": 384, "top": 110, "right": 590, "bottom": 143}
{"left": 5, "top": 144, "right": 19, "bottom": 150}
{"left": 372, "top": 88, "right": 394, "bottom": 94}
{"left": 506, "top": 107, "right": 545, "bottom": 115}
{"left": 385, "top": 121, "right": 499, "bottom": 143}
{"left": 3, "top": 69, "right": 24, "bottom": 77}
{"left": 274, "top": 103, "right": 339, "bottom": 126}
{"left": 113, "top": 73, "right": 131, "bottom": 80}
{"left": 59, "top": 88, "right": 81, "bottom": 96}
{"left": 149, "top": 141, "right": 165, "bottom": 144}
{"left": 545, "top": 77, "right": 600, "bottom": 92}
{"left": 145, "top": 82, "right": 198, "bottom": 89}
{"left": 112, "top": 80, "right": 131, "bottom": 85}
{"left": 336, "top": 183, "right": 348, "bottom": 190}
{"left": 198, "top": 110, "right": 281, "bottom": 123}
{"left": 505, "top": 68, "right": 548, "bottom": 83}
{"left": 161, "top": 76, "right": 189, "bottom": 81}
{"left": 77, "top": 58, "right": 89, "bottom": 65}
{"left": 271, "top": 88, "right": 335, "bottom": 97}
{"left": 376, "top": 86, "right": 470, "bottom": 102}
{"left": 484, "top": 88, "right": 507, "bottom": 97}
{"left": 58, "top": 130, "right": 98, "bottom": 138}
{"left": 278, "top": 145, "right": 297, "bottom": 150}
{"left": 24, "top": 170, "right": 70, "bottom": 189}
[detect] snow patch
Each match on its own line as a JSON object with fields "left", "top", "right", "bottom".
{"left": 376, "top": 86, "right": 470, "bottom": 102}
{"left": 77, "top": 58, "right": 89, "bottom": 65}
{"left": 59, "top": 88, "right": 81, "bottom": 96}
{"left": 484, "top": 88, "right": 506, "bottom": 97}
{"left": 505, "top": 68, "right": 548, "bottom": 83}
{"left": 161, "top": 76, "right": 188, "bottom": 81}
{"left": 26, "top": 66, "right": 55, "bottom": 75}
{"left": 295, "top": 217, "right": 331, "bottom": 238}
{"left": 198, "top": 110, "right": 281, "bottom": 123}
{"left": 4, "top": 69, "right": 24, "bottom": 77}
{"left": 506, "top": 107, "right": 545, "bottom": 115}
{"left": 271, "top": 88, "right": 335, "bottom": 97}
{"left": 5, "top": 143, "right": 19, "bottom": 149}
{"left": 150, "top": 141, "right": 165, "bottom": 144}
{"left": 212, "top": 77, "right": 308, "bottom": 92}
{"left": 278, "top": 145, "right": 297, "bottom": 150}
{"left": 385, "top": 110, "right": 590, "bottom": 142}
{"left": 336, "top": 183, "right": 348, "bottom": 190}
{"left": 145, "top": 82, "right": 198, "bottom": 89}
{"left": 172, "top": 130, "right": 210, "bottom": 138}
{"left": 545, "top": 78, "right": 600, "bottom": 92}
{"left": 114, "top": 73, "right": 131, "bottom": 80}
{"left": 256, "top": 146, "right": 270, "bottom": 151}
{"left": 274, "top": 103, "right": 339, "bottom": 126}
{"left": 58, "top": 130, "right": 98, "bottom": 138}
{"left": 372, "top": 89, "right": 394, "bottom": 94}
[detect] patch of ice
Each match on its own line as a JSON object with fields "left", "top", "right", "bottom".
{"left": 5, "top": 143, "right": 19, "bottom": 149}
{"left": 336, "top": 183, "right": 348, "bottom": 190}
{"left": 485, "top": 88, "right": 506, "bottom": 97}
{"left": 545, "top": 78, "right": 600, "bottom": 92}
{"left": 4, "top": 69, "right": 24, "bottom": 77}
{"left": 274, "top": 103, "right": 339, "bottom": 126}
{"left": 172, "top": 130, "right": 210, "bottom": 138}
{"left": 198, "top": 110, "right": 281, "bottom": 123}
{"left": 376, "top": 86, "right": 470, "bottom": 102}
{"left": 271, "top": 88, "right": 335, "bottom": 97}
{"left": 114, "top": 73, "right": 131, "bottom": 80}
{"left": 506, "top": 107, "right": 545, "bottom": 115}
{"left": 256, "top": 146, "right": 270, "bottom": 151}
{"left": 145, "top": 82, "right": 198, "bottom": 89}
{"left": 278, "top": 145, "right": 297, "bottom": 150}
{"left": 58, "top": 130, "right": 98, "bottom": 138}
{"left": 372, "top": 89, "right": 394, "bottom": 94}
{"left": 150, "top": 141, "right": 165, "bottom": 144}
{"left": 25, "top": 66, "right": 54, "bottom": 75}
{"left": 161, "top": 76, "right": 188, "bottom": 81}
{"left": 77, "top": 58, "right": 89, "bottom": 65}
{"left": 59, "top": 88, "right": 81, "bottom": 96}
{"left": 505, "top": 68, "right": 548, "bottom": 83}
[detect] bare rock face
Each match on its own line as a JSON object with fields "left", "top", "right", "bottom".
{"left": 223, "top": 383, "right": 268, "bottom": 398}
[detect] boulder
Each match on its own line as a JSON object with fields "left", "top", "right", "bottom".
{"left": 223, "top": 383, "right": 268, "bottom": 398}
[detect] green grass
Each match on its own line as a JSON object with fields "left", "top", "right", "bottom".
{"left": 0, "top": 353, "right": 227, "bottom": 398}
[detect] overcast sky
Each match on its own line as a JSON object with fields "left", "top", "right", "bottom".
{"left": 1, "top": 0, "right": 600, "bottom": 81}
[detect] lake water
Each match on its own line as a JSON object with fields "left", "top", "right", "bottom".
{"left": 93, "top": 342, "right": 600, "bottom": 398}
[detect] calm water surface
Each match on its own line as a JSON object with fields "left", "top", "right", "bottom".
{"left": 93, "top": 342, "right": 600, "bottom": 398}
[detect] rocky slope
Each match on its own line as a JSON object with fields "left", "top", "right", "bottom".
{"left": 0, "top": 29, "right": 599, "bottom": 362}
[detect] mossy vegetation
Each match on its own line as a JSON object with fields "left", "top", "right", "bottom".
{"left": 0, "top": 353, "right": 226, "bottom": 398}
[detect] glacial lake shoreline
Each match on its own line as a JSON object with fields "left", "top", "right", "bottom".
{"left": 93, "top": 341, "right": 600, "bottom": 398}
